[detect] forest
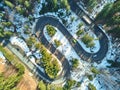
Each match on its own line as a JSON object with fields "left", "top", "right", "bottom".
{"left": 96, "top": 1, "right": 120, "bottom": 38}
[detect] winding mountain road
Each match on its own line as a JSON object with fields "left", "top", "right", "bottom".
{"left": 35, "top": 16, "right": 71, "bottom": 82}
{"left": 35, "top": 16, "right": 108, "bottom": 63}
{"left": 34, "top": 0, "right": 109, "bottom": 82}
{"left": 68, "top": 0, "right": 109, "bottom": 62}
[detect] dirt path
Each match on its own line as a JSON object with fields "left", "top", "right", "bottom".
{"left": 0, "top": 58, "right": 17, "bottom": 77}
{"left": 17, "top": 68, "right": 38, "bottom": 90}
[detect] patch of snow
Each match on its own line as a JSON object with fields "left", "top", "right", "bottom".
{"left": 33, "top": 2, "right": 42, "bottom": 18}
{"left": 13, "top": 14, "right": 28, "bottom": 26}
{"left": 21, "top": 33, "right": 30, "bottom": 40}
{"left": 79, "top": 78, "right": 89, "bottom": 90}
{"left": 10, "top": 37, "right": 30, "bottom": 54}
{"left": 33, "top": 50, "right": 42, "bottom": 59}
{"left": 70, "top": 60, "right": 91, "bottom": 82}
{"left": 4, "top": 26, "right": 14, "bottom": 32}
{"left": 26, "top": 52, "right": 32, "bottom": 57}
{"left": 3, "top": 0, "right": 119, "bottom": 87}
{"left": 91, "top": 77, "right": 105, "bottom": 90}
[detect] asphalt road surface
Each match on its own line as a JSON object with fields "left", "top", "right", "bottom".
{"left": 34, "top": 2, "right": 109, "bottom": 81}
{"left": 68, "top": 0, "right": 109, "bottom": 62}
{"left": 35, "top": 16, "right": 108, "bottom": 63}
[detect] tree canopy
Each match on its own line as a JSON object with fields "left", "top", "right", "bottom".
{"left": 40, "top": 0, "right": 70, "bottom": 14}
{"left": 96, "top": 1, "right": 120, "bottom": 38}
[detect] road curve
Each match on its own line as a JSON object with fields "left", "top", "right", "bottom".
{"left": 68, "top": 0, "right": 109, "bottom": 62}
{"left": 34, "top": 10, "right": 109, "bottom": 81}
{"left": 34, "top": 16, "right": 71, "bottom": 82}
{"left": 35, "top": 16, "right": 108, "bottom": 63}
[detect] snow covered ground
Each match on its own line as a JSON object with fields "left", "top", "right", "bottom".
{"left": 62, "top": 11, "right": 100, "bottom": 53}
{"left": 44, "top": 26, "right": 80, "bottom": 61}
{"left": 10, "top": 37, "right": 30, "bottom": 54}
{"left": 77, "top": 31, "right": 100, "bottom": 53}
{"left": 43, "top": 23, "right": 120, "bottom": 90}
{"left": 44, "top": 25, "right": 96, "bottom": 89}
{"left": 0, "top": 52, "right": 5, "bottom": 60}
{"left": 33, "top": 0, "right": 45, "bottom": 18}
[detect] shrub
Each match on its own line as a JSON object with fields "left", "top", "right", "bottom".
{"left": 26, "top": 36, "right": 36, "bottom": 47}
{"left": 42, "top": 56, "right": 60, "bottom": 79}
{"left": 24, "top": 1, "right": 30, "bottom": 8}
{"left": 16, "top": 64, "right": 25, "bottom": 76}
{"left": 40, "top": 0, "right": 70, "bottom": 14}
{"left": 18, "top": 0, "right": 24, "bottom": 4}
{"left": 76, "top": 29, "right": 84, "bottom": 36}
{"left": 81, "top": 34, "right": 94, "bottom": 47}
{"left": 71, "top": 58, "right": 79, "bottom": 69}
{"left": 87, "top": 0, "right": 97, "bottom": 12}
{"left": 16, "top": 6, "right": 22, "bottom": 14}
{"left": 60, "top": 0, "right": 70, "bottom": 11}
{"left": 91, "top": 67, "right": 99, "bottom": 75}
{"left": 87, "top": 75, "right": 93, "bottom": 81}
{"left": 0, "top": 28, "right": 4, "bottom": 38}
{"left": 0, "top": 74, "right": 22, "bottom": 90}
{"left": 2, "top": 22, "right": 12, "bottom": 27}
{"left": 76, "top": 82, "right": 81, "bottom": 87}
{"left": 54, "top": 39, "right": 61, "bottom": 47}
{"left": 88, "top": 83, "right": 96, "bottom": 90}
{"left": 70, "top": 16, "right": 75, "bottom": 22}
{"left": 81, "top": 34, "right": 93, "bottom": 44}
{"left": 4, "top": 0, "right": 14, "bottom": 9}
{"left": 3, "top": 31, "right": 13, "bottom": 39}
{"left": 64, "top": 79, "right": 76, "bottom": 89}
{"left": 78, "top": 23, "right": 84, "bottom": 29}
{"left": 34, "top": 42, "right": 60, "bottom": 79}
{"left": 87, "top": 41, "right": 95, "bottom": 48}
{"left": 46, "top": 25, "right": 56, "bottom": 37}
{"left": 38, "top": 80, "right": 46, "bottom": 90}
